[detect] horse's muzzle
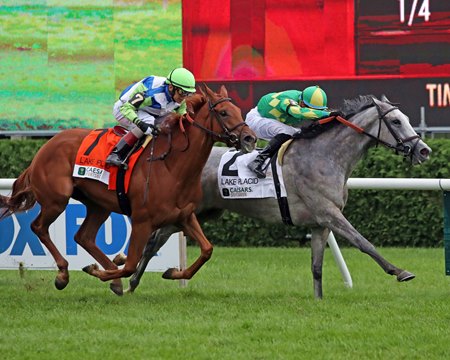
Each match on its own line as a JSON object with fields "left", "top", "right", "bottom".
{"left": 239, "top": 133, "right": 257, "bottom": 154}
{"left": 411, "top": 140, "right": 432, "bottom": 165}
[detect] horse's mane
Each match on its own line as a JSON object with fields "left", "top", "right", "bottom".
{"left": 156, "top": 94, "right": 206, "bottom": 134}
{"left": 296, "top": 95, "right": 377, "bottom": 139}
{"left": 186, "top": 93, "right": 206, "bottom": 113}
{"left": 340, "top": 95, "right": 376, "bottom": 118}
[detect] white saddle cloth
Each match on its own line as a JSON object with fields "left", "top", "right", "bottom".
{"left": 217, "top": 149, "right": 287, "bottom": 199}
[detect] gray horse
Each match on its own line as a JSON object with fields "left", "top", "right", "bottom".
{"left": 118, "top": 95, "right": 431, "bottom": 299}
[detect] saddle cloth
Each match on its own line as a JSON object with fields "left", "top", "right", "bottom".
{"left": 218, "top": 148, "right": 288, "bottom": 199}
{"left": 73, "top": 128, "right": 144, "bottom": 192}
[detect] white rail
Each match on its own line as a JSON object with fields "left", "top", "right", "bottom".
{"left": 3, "top": 178, "right": 450, "bottom": 190}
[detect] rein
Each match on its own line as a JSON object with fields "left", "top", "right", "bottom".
{"left": 178, "top": 96, "right": 248, "bottom": 150}
{"left": 198, "top": 97, "right": 248, "bottom": 147}
{"left": 318, "top": 101, "right": 420, "bottom": 158}
{"left": 146, "top": 96, "right": 248, "bottom": 164}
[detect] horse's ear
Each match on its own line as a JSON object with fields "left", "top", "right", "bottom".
{"left": 219, "top": 85, "right": 228, "bottom": 98}
{"left": 199, "top": 83, "right": 214, "bottom": 99}
{"left": 380, "top": 94, "right": 400, "bottom": 106}
{"left": 372, "top": 97, "right": 382, "bottom": 107}
{"left": 198, "top": 83, "right": 207, "bottom": 97}
{"left": 380, "top": 94, "right": 390, "bottom": 103}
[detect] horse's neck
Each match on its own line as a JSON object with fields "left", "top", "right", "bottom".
{"left": 161, "top": 121, "right": 215, "bottom": 181}
{"left": 308, "top": 108, "right": 379, "bottom": 178}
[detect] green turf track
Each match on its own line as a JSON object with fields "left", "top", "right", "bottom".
{"left": 1, "top": 247, "right": 450, "bottom": 359}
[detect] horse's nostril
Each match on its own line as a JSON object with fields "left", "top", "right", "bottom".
{"left": 420, "top": 148, "right": 430, "bottom": 157}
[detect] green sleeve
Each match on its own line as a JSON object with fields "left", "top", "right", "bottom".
{"left": 119, "top": 83, "right": 149, "bottom": 124}
{"left": 120, "top": 102, "right": 140, "bottom": 123}
{"left": 174, "top": 100, "right": 187, "bottom": 115}
{"left": 287, "top": 101, "right": 331, "bottom": 120}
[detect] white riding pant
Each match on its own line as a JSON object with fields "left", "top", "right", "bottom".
{"left": 245, "top": 107, "right": 297, "bottom": 141}
{"left": 113, "top": 100, "right": 156, "bottom": 131}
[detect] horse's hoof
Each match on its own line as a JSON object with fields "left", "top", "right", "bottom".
{"left": 109, "top": 282, "right": 124, "bottom": 296}
{"left": 54, "top": 269, "right": 69, "bottom": 290}
{"left": 54, "top": 276, "right": 68, "bottom": 290}
{"left": 82, "top": 263, "right": 99, "bottom": 275}
{"left": 162, "top": 268, "right": 177, "bottom": 280}
{"left": 397, "top": 270, "right": 415, "bottom": 282}
{"left": 113, "top": 253, "right": 126, "bottom": 266}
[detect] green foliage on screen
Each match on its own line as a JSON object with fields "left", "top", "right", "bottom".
{"left": 0, "top": 1, "right": 182, "bottom": 131}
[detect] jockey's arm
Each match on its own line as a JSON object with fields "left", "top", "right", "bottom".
{"left": 120, "top": 91, "right": 153, "bottom": 125}
{"left": 282, "top": 98, "right": 331, "bottom": 122}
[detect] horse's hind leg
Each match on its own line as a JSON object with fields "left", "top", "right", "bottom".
{"left": 310, "top": 227, "right": 330, "bottom": 299}
{"left": 31, "top": 204, "right": 70, "bottom": 290}
{"left": 75, "top": 202, "right": 123, "bottom": 295}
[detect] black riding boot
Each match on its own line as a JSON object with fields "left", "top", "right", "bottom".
{"left": 247, "top": 133, "right": 292, "bottom": 179}
{"left": 106, "top": 127, "right": 143, "bottom": 167}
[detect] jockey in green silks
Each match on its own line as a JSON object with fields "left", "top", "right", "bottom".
{"left": 106, "top": 67, "right": 196, "bottom": 167}
{"left": 246, "top": 86, "right": 340, "bottom": 178}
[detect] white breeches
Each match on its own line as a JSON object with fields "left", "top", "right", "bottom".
{"left": 113, "top": 100, "right": 156, "bottom": 130}
{"left": 245, "top": 107, "right": 297, "bottom": 141}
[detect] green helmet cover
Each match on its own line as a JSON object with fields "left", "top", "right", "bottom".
{"left": 166, "top": 67, "right": 196, "bottom": 92}
{"left": 301, "top": 86, "right": 328, "bottom": 110}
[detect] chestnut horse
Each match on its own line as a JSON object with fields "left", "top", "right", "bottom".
{"left": 0, "top": 85, "right": 256, "bottom": 295}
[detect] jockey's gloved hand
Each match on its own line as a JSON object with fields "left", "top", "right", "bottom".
{"left": 136, "top": 121, "right": 160, "bottom": 136}
{"left": 286, "top": 99, "right": 299, "bottom": 113}
{"left": 329, "top": 110, "right": 344, "bottom": 118}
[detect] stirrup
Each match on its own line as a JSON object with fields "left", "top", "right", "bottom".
{"left": 248, "top": 160, "right": 267, "bottom": 179}
{"left": 106, "top": 153, "right": 128, "bottom": 170}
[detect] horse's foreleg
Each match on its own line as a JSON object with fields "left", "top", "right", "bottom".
{"left": 317, "top": 206, "right": 414, "bottom": 281}
{"left": 310, "top": 227, "right": 330, "bottom": 299}
{"left": 83, "top": 222, "right": 152, "bottom": 282}
{"left": 31, "top": 206, "right": 69, "bottom": 290}
{"left": 127, "top": 225, "right": 179, "bottom": 293}
{"left": 162, "top": 213, "right": 212, "bottom": 280}
{"left": 75, "top": 204, "right": 123, "bottom": 296}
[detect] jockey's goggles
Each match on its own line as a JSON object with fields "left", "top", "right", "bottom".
{"left": 177, "top": 88, "right": 194, "bottom": 97}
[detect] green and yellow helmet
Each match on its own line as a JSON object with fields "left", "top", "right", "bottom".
{"left": 301, "top": 86, "right": 328, "bottom": 110}
{"left": 166, "top": 67, "right": 196, "bottom": 93}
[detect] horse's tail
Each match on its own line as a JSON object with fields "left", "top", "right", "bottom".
{"left": 0, "top": 168, "right": 36, "bottom": 220}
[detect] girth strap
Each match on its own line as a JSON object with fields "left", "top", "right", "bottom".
{"left": 270, "top": 155, "right": 294, "bottom": 226}
{"left": 116, "top": 166, "right": 132, "bottom": 216}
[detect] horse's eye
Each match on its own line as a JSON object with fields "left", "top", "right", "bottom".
{"left": 392, "top": 119, "right": 401, "bottom": 126}
{"left": 220, "top": 110, "right": 227, "bottom": 117}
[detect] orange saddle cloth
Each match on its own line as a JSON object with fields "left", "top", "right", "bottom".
{"left": 73, "top": 128, "right": 144, "bottom": 192}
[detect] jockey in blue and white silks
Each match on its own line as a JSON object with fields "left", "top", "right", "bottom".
{"left": 106, "top": 67, "right": 196, "bottom": 167}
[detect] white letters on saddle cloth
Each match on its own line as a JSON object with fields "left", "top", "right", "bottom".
{"left": 218, "top": 149, "right": 287, "bottom": 199}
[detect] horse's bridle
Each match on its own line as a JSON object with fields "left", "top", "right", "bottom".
{"left": 371, "top": 99, "right": 421, "bottom": 158}
{"left": 325, "top": 100, "right": 421, "bottom": 159}
{"left": 189, "top": 97, "right": 249, "bottom": 148}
